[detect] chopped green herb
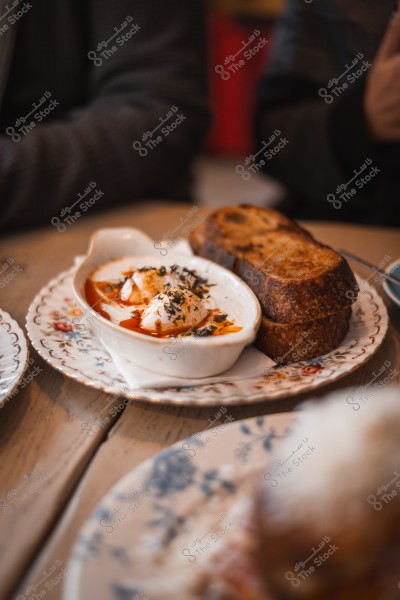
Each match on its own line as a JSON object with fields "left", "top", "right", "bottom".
{"left": 193, "top": 325, "right": 217, "bottom": 337}
{"left": 137, "top": 266, "right": 156, "bottom": 272}
{"left": 214, "top": 313, "right": 228, "bottom": 323}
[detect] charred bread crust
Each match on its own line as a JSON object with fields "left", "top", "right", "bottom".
{"left": 189, "top": 205, "right": 358, "bottom": 324}
{"left": 240, "top": 257, "right": 357, "bottom": 324}
{"left": 256, "top": 308, "right": 351, "bottom": 364}
{"left": 206, "top": 204, "right": 311, "bottom": 239}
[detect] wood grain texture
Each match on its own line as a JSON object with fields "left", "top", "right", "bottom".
{"left": 0, "top": 205, "right": 398, "bottom": 600}
{"left": 0, "top": 202, "right": 199, "bottom": 600}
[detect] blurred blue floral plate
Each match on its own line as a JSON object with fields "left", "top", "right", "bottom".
{"left": 64, "top": 411, "right": 294, "bottom": 600}
{"left": 0, "top": 308, "right": 29, "bottom": 409}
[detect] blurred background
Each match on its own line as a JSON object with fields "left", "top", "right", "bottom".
{"left": 194, "top": 0, "right": 285, "bottom": 209}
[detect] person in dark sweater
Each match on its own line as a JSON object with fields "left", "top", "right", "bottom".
{"left": 256, "top": 0, "right": 400, "bottom": 225}
{"left": 0, "top": 0, "right": 209, "bottom": 231}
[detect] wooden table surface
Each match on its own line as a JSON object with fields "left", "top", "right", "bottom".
{"left": 0, "top": 201, "right": 399, "bottom": 600}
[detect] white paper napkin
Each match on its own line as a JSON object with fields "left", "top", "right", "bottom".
{"left": 106, "top": 344, "right": 275, "bottom": 390}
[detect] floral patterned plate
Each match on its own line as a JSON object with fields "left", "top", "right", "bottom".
{"left": 64, "top": 411, "right": 295, "bottom": 600}
{"left": 0, "top": 308, "right": 29, "bottom": 409}
{"left": 26, "top": 268, "right": 388, "bottom": 407}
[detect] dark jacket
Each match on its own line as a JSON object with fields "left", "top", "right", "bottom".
{"left": 256, "top": 0, "right": 400, "bottom": 225}
{"left": 0, "top": 0, "right": 209, "bottom": 230}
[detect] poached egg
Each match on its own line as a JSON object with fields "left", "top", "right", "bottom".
{"left": 141, "top": 287, "right": 208, "bottom": 334}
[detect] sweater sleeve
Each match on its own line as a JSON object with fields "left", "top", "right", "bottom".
{"left": 0, "top": 0, "right": 210, "bottom": 230}
{"left": 255, "top": 0, "right": 393, "bottom": 222}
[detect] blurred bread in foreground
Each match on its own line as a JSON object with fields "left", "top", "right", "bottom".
{"left": 255, "top": 386, "right": 400, "bottom": 599}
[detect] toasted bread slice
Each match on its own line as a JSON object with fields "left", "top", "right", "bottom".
{"left": 203, "top": 203, "right": 311, "bottom": 240}
{"left": 256, "top": 308, "right": 351, "bottom": 364}
{"left": 190, "top": 205, "right": 358, "bottom": 324}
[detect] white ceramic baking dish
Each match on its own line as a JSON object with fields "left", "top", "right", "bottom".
{"left": 72, "top": 228, "right": 261, "bottom": 379}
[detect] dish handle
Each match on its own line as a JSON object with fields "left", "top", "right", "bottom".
{"left": 86, "top": 227, "right": 155, "bottom": 263}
